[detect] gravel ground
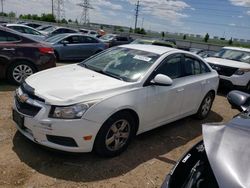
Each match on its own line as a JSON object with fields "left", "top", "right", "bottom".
{"left": 0, "top": 70, "right": 238, "bottom": 188}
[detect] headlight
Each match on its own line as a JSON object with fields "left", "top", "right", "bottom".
{"left": 50, "top": 101, "right": 99, "bottom": 119}
{"left": 234, "top": 69, "right": 250, "bottom": 75}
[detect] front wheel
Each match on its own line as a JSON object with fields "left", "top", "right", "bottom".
{"left": 195, "top": 92, "right": 214, "bottom": 119}
{"left": 94, "top": 112, "right": 136, "bottom": 157}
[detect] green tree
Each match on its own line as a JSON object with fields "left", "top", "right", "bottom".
{"left": 129, "top": 27, "right": 133, "bottom": 33}
{"left": 228, "top": 37, "right": 233, "bottom": 45}
{"left": 61, "top": 18, "right": 68, "bottom": 24}
{"left": 8, "top": 11, "right": 16, "bottom": 18}
{"left": 68, "top": 19, "right": 72, "bottom": 23}
{"left": 100, "top": 25, "right": 104, "bottom": 29}
{"left": 75, "top": 19, "right": 79, "bottom": 25}
{"left": 183, "top": 34, "right": 186, "bottom": 40}
{"left": 204, "top": 33, "right": 209, "bottom": 42}
{"left": 161, "top": 31, "right": 165, "bottom": 38}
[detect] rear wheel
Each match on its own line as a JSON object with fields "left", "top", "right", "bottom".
{"left": 195, "top": 92, "right": 214, "bottom": 119}
{"left": 94, "top": 112, "right": 136, "bottom": 157}
{"left": 7, "top": 61, "right": 36, "bottom": 85}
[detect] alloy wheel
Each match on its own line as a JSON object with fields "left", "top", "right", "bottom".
{"left": 201, "top": 96, "right": 212, "bottom": 117}
{"left": 12, "top": 64, "right": 33, "bottom": 83}
{"left": 105, "top": 119, "right": 131, "bottom": 151}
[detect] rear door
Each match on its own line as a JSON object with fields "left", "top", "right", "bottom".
{"left": 59, "top": 36, "right": 82, "bottom": 60}
{"left": 180, "top": 54, "right": 206, "bottom": 115}
{"left": 78, "top": 36, "right": 100, "bottom": 59}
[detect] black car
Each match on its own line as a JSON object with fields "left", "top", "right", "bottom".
{"left": 99, "top": 34, "right": 133, "bottom": 47}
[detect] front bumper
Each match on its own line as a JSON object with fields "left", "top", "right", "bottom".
{"left": 13, "top": 99, "right": 101, "bottom": 153}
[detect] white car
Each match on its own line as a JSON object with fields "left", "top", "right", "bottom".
{"left": 6, "top": 24, "right": 46, "bottom": 41}
{"left": 205, "top": 47, "right": 250, "bottom": 91}
{"left": 12, "top": 44, "right": 219, "bottom": 157}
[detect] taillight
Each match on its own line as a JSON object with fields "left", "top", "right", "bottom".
{"left": 39, "top": 47, "right": 54, "bottom": 54}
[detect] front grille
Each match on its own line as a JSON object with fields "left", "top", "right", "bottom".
{"left": 15, "top": 96, "right": 41, "bottom": 117}
{"left": 21, "top": 82, "right": 45, "bottom": 102}
{"left": 46, "top": 135, "right": 78, "bottom": 147}
{"left": 209, "top": 63, "right": 238, "bottom": 76}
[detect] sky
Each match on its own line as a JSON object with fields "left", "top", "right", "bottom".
{"left": 3, "top": 0, "right": 250, "bottom": 40}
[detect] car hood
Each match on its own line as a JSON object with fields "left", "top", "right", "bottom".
{"left": 203, "top": 117, "right": 250, "bottom": 188}
{"left": 205, "top": 57, "right": 250, "bottom": 69}
{"left": 25, "top": 64, "right": 135, "bottom": 105}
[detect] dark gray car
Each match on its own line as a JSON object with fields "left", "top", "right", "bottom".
{"left": 45, "top": 34, "right": 107, "bottom": 61}
{"left": 99, "top": 34, "right": 133, "bottom": 47}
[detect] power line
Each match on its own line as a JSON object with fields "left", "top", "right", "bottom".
{"left": 134, "top": 0, "right": 140, "bottom": 30}
{"left": 77, "top": 0, "right": 93, "bottom": 25}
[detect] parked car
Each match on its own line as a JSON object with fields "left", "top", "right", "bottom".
{"left": 99, "top": 34, "right": 133, "bottom": 47}
{"left": 40, "top": 26, "right": 78, "bottom": 37}
{"left": 132, "top": 38, "right": 177, "bottom": 48}
{"left": 79, "top": 29, "right": 98, "bottom": 37}
{"left": 189, "top": 48, "right": 216, "bottom": 58}
{"left": 12, "top": 44, "right": 219, "bottom": 157}
{"left": 0, "top": 26, "right": 56, "bottom": 84}
{"left": 205, "top": 47, "right": 250, "bottom": 91}
{"left": 23, "top": 23, "right": 42, "bottom": 29}
{"left": 162, "top": 90, "right": 250, "bottom": 188}
{"left": 45, "top": 33, "right": 107, "bottom": 61}
{"left": 36, "top": 25, "right": 53, "bottom": 31}
{"left": 5, "top": 24, "right": 46, "bottom": 41}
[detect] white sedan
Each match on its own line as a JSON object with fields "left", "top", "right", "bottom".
{"left": 13, "top": 44, "right": 219, "bottom": 157}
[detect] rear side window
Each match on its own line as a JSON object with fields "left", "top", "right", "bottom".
{"left": 0, "top": 30, "right": 21, "bottom": 42}
{"left": 116, "top": 37, "right": 128, "bottom": 41}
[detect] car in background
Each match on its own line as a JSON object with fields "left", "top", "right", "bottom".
{"left": 0, "top": 26, "right": 56, "bottom": 85}
{"left": 5, "top": 24, "right": 46, "bottom": 41}
{"left": 36, "top": 25, "right": 53, "bottom": 31}
{"left": 132, "top": 38, "right": 176, "bottom": 48}
{"left": 205, "top": 47, "right": 250, "bottom": 91}
{"left": 190, "top": 48, "right": 216, "bottom": 58}
{"left": 40, "top": 26, "right": 78, "bottom": 37}
{"left": 99, "top": 34, "right": 133, "bottom": 47}
{"left": 79, "top": 29, "right": 98, "bottom": 37}
{"left": 23, "top": 23, "right": 42, "bottom": 29}
{"left": 12, "top": 44, "right": 218, "bottom": 157}
{"left": 45, "top": 33, "right": 107, "bottom": 61}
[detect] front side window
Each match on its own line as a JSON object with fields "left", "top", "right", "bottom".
{"left": 80, "top": 47, "right": 160, "bottom": 82}
{"left": 156, "top": 55, "right": 182, "bottom": 79}
{"left": 64, "top": 36, "right": 80, "bottom": 44}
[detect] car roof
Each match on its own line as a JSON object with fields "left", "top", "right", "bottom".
{"left": 6, "top": 23, "right": 36, "bottom": 30}
{"left": 120, "top": 44, "right": 178, "bottom": 55}
{"left": 223, "top": 46, "right": 250, "bottom": 53}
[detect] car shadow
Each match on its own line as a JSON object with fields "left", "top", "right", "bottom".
{"left": 12, "top": 110, "right": 223, "bottom": 183}
{"left": 0, "top": 81, "right": 17, "bottom": 92}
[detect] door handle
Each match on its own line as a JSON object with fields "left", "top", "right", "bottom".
{"left": 177, "top": 88, "right": 184, "bottom": 92}
{"left": 2, "top": 48, "right": 15, "bottom": 51}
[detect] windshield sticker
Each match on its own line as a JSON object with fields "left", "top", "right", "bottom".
{"left": 133, "top": 55, "right": 152, "bottom": 62}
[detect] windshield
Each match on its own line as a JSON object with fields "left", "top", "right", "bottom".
{"left": 45, "top": 34, "right": 68, "bottom": 43}
{"left": 100, "top": 34, "right": 115, "bottom": 40}
{"left": 80, "top": 47, "right": 160, "bottom": 82}
{"left": 213, "top": 49, "right": 250, "bottom": 64}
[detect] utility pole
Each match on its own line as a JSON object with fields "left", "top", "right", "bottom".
{"left": 134, "top": 0, "right": 140, "bottom": 32}
{"left": 1, "top": 0, "right": 4, "bottom": 14}
{"left": 53, "top": 0, "right": 65, "bottom": 22}
{"left": 52, "top": 0, "right": 54, "bottom": 17}
{"left": 77, "top": 0, "right": 93, "bottom": 25}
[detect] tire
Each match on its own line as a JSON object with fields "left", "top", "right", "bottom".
{"left": 94, "top": 111, "right": 136, "bottom": 157}
{"left": 195, "top": 92, "right": 215, "bottom": 119}
{"left": 7, "top": 61, "right": 36, "bottom": 85}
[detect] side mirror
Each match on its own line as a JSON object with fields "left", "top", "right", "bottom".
{"left": 227, "top": 90, "right": 250, "bottom": 112}
{"left": 61, "top": 40, "right": 69, "bottom": 45}
{"left": 151, "top": 74, "right": 173, "bottom": 86}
